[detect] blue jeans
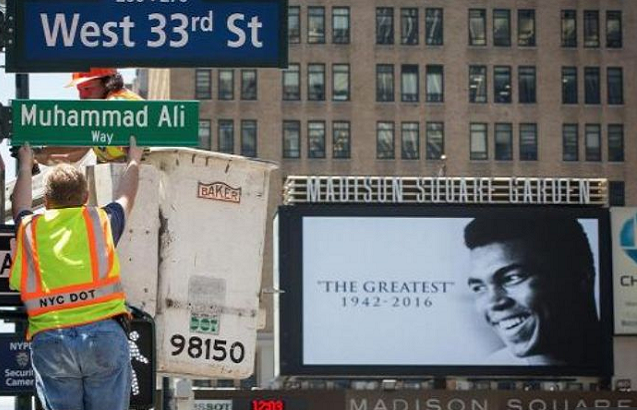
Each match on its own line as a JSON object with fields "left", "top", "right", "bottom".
{"left": 30, "top": 318, "right": 132, "bottom": 410}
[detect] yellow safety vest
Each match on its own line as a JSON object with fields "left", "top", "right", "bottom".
{"left": 93, "top": 88, "right": 145, "bottom": 162}
{"left": 9, "top": 207, "right": 128, "bottom": 339}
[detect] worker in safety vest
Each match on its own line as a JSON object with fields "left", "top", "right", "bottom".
{"left": 9, "top": 137, "right": 142, "bottom": 410}
{"left": 34, "top": 67, "right": 144, "bottom": 165}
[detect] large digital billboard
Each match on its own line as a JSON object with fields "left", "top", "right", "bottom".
{"left": 276, "top": 205, "right": 613, "bottom": 376}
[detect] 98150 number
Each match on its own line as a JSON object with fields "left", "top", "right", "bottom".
{"left": 170, "top": 334, "right": 245, "bottom": 363}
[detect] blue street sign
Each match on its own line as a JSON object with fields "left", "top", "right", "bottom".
{"left": 5, "top": 0, "right": 288, "bottom": 72}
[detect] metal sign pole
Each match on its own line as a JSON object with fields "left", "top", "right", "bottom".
{"left": 13, "top": 73, "right": 32, "bottom": 410}
{"left": 162, "top": 377, "right": 172, "bottom": 410}
{"left": 15, "top": 74, "right": 29, "bottom": 99}
{"left": 13, "top": 73, "right": 28, "bottom": 176}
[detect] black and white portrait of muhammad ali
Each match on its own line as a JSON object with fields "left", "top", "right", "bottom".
{"left": 463, "top": 216, "right": 602, "bottom": 366}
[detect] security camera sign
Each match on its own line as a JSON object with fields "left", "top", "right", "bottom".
{"left": 0, "top": 336, "right": 34, "bottom": 394}
{"left": 4, "top": 0, "right": 288, "bottom": 72}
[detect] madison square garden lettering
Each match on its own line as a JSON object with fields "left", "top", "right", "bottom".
{"left": 283, "top": 176, "right": 607, "bottom": 206}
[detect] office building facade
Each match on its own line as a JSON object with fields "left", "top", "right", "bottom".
{"left": 146, "top": 0, "right": 636, "bottom": 386}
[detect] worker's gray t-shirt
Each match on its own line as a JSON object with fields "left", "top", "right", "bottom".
{"left": 14, "top": 202, "right": 126, "bottom": 244}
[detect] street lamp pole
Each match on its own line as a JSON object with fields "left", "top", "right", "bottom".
{"left": 437, "top": 154, "right": 447, "bottom": 177}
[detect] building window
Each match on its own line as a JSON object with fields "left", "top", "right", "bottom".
{"left": 377, "top": 122, "right": 395, "bottom": 159}
{"left": 518, "top": 10, "right": 536, "bottom": 46}
{"left": 308, "top": 63, "right": 325, "bottom": 101}
{"left": 609, "top": 181, "right": 625, "bottom": 206}
{"left": 584, "top": 67, "right": 600, "bottom": 104}
{"left": 562, "top": 124, "right": 578, "bottom": 161}
{"left": 562, "top": 67, "right": 577, "bottom": 104}
{"left": 518, "top": 66, "right": 536, "bottom": 103}
{"left": 401, "top": 122, "right": 419, "bottom": 159}
{"left": 240, "top": 70, "right": 257, "bottom": 100}
{"left": 332, "top": 7, "right": 350, "bottom": 44}
{"left": 469, "top": 65, "right": 487, "bottom": 103}
{"left": 333, "top": 121, "right": 350, "bottom": 159}
{"left": 401, "top": 8, "right": 418, "bottom": 45}
{"left": 493, "top": 9, "right": 511, "bottom": 47}
{"left": 469, "top": 9, "right": 486, "bottom": 46}
{"left": 561, "top": 10, "right": 577, "bottom": 47}
{"left": 495, "top": 123, "right": 513, "bottom": 160}
{"left": 195, "top": 69, "right": 211, "bottom": 99}
{"left": 470, "top": 123, "right": 488, "bottom": 160}
{"left": 426, "top": 122, "right": 444, "bottom": 160}
{"left": 584, "top": 10, "right": 599, "bottom": 48}
{"left": 606, "top": 11, "right": 622, "bottom": 48}
{"left": 198, "top": 120, "right": 211, "bottom": 150}
{"left": 401, "top": 65, "right": 419, "bottom": 102}
{"left": 308, "top": 7, "right": 325, "bottom": 44}
{"left": 519, "top": 124, "right": 537, "bottom": 161}
{"left": 607, "top": 67, "right": 623, "bottom": 105}
{"left": 241, "top": 120, "right": 257, "bottom": 157}
{"left": 218, "top": 120, "right": 234, "bottom": 154}
{"left": 282, "top": 64, "right": 300, "bottom": 100}
{"left": 282, "top": 121, "right": 300, "bottom": 158}
{"left": 494, "top": 66, "right": 511, "bottom": 103}
{"left": 332, "top": 64, "right": 350, "bottom": 101}
{"left": 376, "top": 8, "right": 394, "bottom": 45}
{"left": 288, "top": 6, "right": 300, "bottom": 43}
{"left": 585, "top": 124, "right": 601, "bottom": 161}
{"left": 608, "top": 124, "right": 624, "bottom": 162}
{"left": 376, "top": 64, "right": 394, "bottom": 102}
{"left": 425, "top": 8, "right": 443, "bottom": 46}
{"left": 308, "top": 121, "right": 326, "bottom": 158}
{"left": 218, "top": 70, "right": 234, "bottom": 100}
{"left": 426, "top": 65, "right": 444, "bottom": 103}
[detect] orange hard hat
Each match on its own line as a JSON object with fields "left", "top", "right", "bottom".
{"left": 65, "top": 68, "right": 118, "bottom": 88}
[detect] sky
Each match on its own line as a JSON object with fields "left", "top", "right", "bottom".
{"left": 0, "top": 53, "right": 137, "bottom": 179}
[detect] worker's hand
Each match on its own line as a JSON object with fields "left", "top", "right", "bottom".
{"left": 18, "top": 143, "right": 34, "bottom": 171}
{"left": 127, "top": 136, "right": 143, "bottom": 165}
{"left": 17, "top": 143, "right": 40, "bottom": 175}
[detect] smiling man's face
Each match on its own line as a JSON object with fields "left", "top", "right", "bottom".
{"left": 468, "top": 240, "right": 557, "bottom": 358}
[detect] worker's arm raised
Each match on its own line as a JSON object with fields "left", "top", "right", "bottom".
{"left": 115, "top": 137, "right": 142, "bottom": 220}
{"left": 12, "top": 144, "right": 34, "bottom": 220}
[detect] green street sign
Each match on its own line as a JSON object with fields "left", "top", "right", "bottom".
{"left": 11, "top": 100, "right": 199, "bottom": 147}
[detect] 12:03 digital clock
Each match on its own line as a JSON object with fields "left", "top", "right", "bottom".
{"left": 251, "top": 399, "right": 284, "bottom": 410}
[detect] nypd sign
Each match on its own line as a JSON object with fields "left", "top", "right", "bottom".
{"left": 4, "top": 0, "right": 288, "bottom": 72}
{"left": 0, "top": 336, "right": 34, "bottom": 394}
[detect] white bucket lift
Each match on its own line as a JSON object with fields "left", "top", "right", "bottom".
{"left": 91, "top": 148, "right": 277, "bottom": 379}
